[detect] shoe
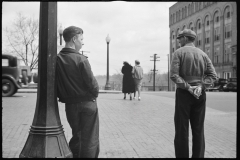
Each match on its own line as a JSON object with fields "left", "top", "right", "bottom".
{"left": 130, "top": 96, "right": 132, "bottom": 100}
{"left": 123, "top": 96, "right": 126, "bottom": 100}
{"left": 138, "top": 97, "right": 141, "bottom": 101}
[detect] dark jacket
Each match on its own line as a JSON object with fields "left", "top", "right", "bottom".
{"left": 170, "top": 43, "right": 217, "bottom": 90}
{"left": 121, "top": 64, "right": 135, "bottom": 94}
{"left": 56, "top": 48, "right": 99, "bottom": 103}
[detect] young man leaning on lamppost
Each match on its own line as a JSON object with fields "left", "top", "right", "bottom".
{"left": 56, "top": 26, "right": 100, "bottom": 158}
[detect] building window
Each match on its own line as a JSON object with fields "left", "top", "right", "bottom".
{"left": 205, "top": 15, "right": 210, "bottom": 27}
{"left": 215, "top": 16, "right": 219, "bottom": 23}
{"left": 172, "top": 48, "right": 175, "bottom": 52}
{"left": 224, "top": 45, "right": 231, "bottom": 63}
{"left": 197, "top": 33, "right": 201, "bottom": 46}
{"left": 205, "top": 31, "right": 210, "bottom": 44}
{"left": 191, "top": 2, "right": 194, "bottom": 13}
{"left": 225, "top": 25, "right": 232, "bottom": 39}
{"left": 227, "top": 45, "right": 231, "bottom": 62}
{"left": 188, "top": 4, "right": 191, "bottom": 15}
{"left": 196, "top": 2, "right": 198, "bottom": 11}
{"left": 179, "top": 10, "right": 181, "bottom": 20}
{"left": 224, "top": 72, "right": 231, "bottom": 79}
{"left": 214, "top": 51, "right": 219, "bottom": 64}
{"left": 185, "top": 6, "right": 187, "bottom": 17}
{"left": 199, "top": 2, "right": 202, "bottom": 10}
{"left": 206, "top": 48, "right": 210, "bottom": 57}
{"left": 227, "top": 12, "right": 230, "bottom": 18}
{"left": 225, "top": 6, "right": 231, "bottom": 19}
{"left": 214, "top": 27, "right": 220, "bottom": 41}
{"left": 174, "top": 13, "right": 175, "bottom": 23}
{"left": 198, "top": 22, "right": 201, "bottom": 29}
{"left": 176, "top": 11, "right": 178, "bottom": 22}
{"left": 182, "top": 8, "right": 184, "bottom": 19}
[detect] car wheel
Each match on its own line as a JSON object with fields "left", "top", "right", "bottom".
{"left": 2, "top": 79, "right": 16, "bottom": 97}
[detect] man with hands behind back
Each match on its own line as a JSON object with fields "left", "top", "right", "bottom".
{"left": 170, "top": 29, "right": 217, "bottom": 158}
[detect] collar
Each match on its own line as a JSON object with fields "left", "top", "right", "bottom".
{"left": 59, "top": 48, "right": 88, "bottom": 58}
{"left": 184, "top": 43, "right": 195, "bottom": 47}
{"left": 60, "top": 47, "right": 80, "bottom": 55}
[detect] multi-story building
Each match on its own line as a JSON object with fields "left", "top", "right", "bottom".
{"left": 169, "top": 2, "right": 237, "bottom": 91}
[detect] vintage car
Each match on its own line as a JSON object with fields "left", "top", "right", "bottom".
{"left": 223, "top": 77, "right": 237, "bottom": 92}
{"left": 207, "top": 78, "right": 228, "bottom": 92}
{"left": 2, "top": 54, "right": 22, "bottom": 96}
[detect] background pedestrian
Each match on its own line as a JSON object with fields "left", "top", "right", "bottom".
{"left": 170, "top": 29, "right": 217, "bottom": 158}
{"left": 121, "top": 61, "right": 135, "bottom": 100}
{"left": 56, "top": 26, "right": 100, "bottom": 158}
{"left": 132, "top": 60, "right": 143, "bottom": 100}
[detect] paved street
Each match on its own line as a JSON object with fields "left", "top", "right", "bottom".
{"left": 2, "top": 91, "right": 236, "bottom": 158}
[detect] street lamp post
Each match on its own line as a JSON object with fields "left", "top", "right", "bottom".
{"left": 19, "top": 2, "right": 72, "bottom": 158}
{"left": 58, "top": 25, "right": 63, "bottom": 45}
{"left": 105, "top": 34, "right": 111, "bottom": 90}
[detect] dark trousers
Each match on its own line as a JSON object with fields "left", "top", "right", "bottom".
{"left": 174, "top": 88, "right": 206, "bottom": 158}
{"left": 65, "top": 101, "right": 99, "bottom": 158}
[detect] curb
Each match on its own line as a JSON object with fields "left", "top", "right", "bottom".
{"left": 18, "top": 89, "right": 121, "bottom": 94}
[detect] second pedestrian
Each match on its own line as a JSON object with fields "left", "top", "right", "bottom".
{"left": 132, "top": 60, "right": 143, "bottom": 100}
{"left": 121, "top": 61, "right": 135, "bottom": 100}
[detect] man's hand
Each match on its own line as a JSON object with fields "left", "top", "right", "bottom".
{"left": 193, "top": 86, "right": 202, "bottom": 99}
{"left": 188, "top": 86, "right": 202, "bottom": 99}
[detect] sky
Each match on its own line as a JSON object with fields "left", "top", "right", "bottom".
{"left": 2, "top": 1, "right": 176, "bottom": 76}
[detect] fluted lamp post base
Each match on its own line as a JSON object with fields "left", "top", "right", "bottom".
{"left": 19, "top": 125, "right": 72, "bottom": 158}
{"left": 104, "top": 82, "right": 111, "bottom": 90}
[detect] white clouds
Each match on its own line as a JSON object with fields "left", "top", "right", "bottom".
{"left": 2, "top": 1, "right": 176, "bottom": 76}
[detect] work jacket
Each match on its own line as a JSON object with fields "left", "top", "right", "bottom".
{"left": 170, "top": 43, "right": 217, "bottom": 90}
{"left": 56, "top": 48, "right": 99, "bottom": 104}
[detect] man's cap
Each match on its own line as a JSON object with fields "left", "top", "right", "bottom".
{"left": 176, "top": 29, "right": 196, "bottom": 39}
{"left": 63, "top": 26, "right": 83, "bottom": 42}
{"left": 135, "top": 60, "right": 140, "bottom": 63}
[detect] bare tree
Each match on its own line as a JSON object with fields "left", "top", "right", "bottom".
{"left": 3, "top": 12, "right": 39, "bottom": 71}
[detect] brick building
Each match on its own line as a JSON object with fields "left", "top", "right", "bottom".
{"left": 169, "top": 2, "right": 237, "bottom": 91}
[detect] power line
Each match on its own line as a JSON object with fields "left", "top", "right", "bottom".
{"left": 150, "top": 53, "right": 160, "bottom": 91}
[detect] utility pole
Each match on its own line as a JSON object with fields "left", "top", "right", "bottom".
{"left": 168, "top": 54, "right": 170, "bottom": 91}
{"left": 80, "top": 50, "right": 90, "bottom": 56}
{"left": 150, "top": 54, "right": 160, "bottom": 91}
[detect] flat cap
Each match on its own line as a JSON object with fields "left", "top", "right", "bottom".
{"left": 177, "top": 29, "right": 196, "bottom": 39}
{"left": 63, "top": 26, "right": 83, "bottom": 42}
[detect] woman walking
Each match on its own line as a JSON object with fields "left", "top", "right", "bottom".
{"left": 121, "top": 61, "right": 135, "bottom": 100}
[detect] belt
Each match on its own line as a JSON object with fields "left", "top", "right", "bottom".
{"left": 183, "top": 76, "right": 202, "bottom": 82}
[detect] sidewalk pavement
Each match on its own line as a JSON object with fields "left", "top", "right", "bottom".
{"left": 2, "top": 92, "right": 236, "bottom": 158}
